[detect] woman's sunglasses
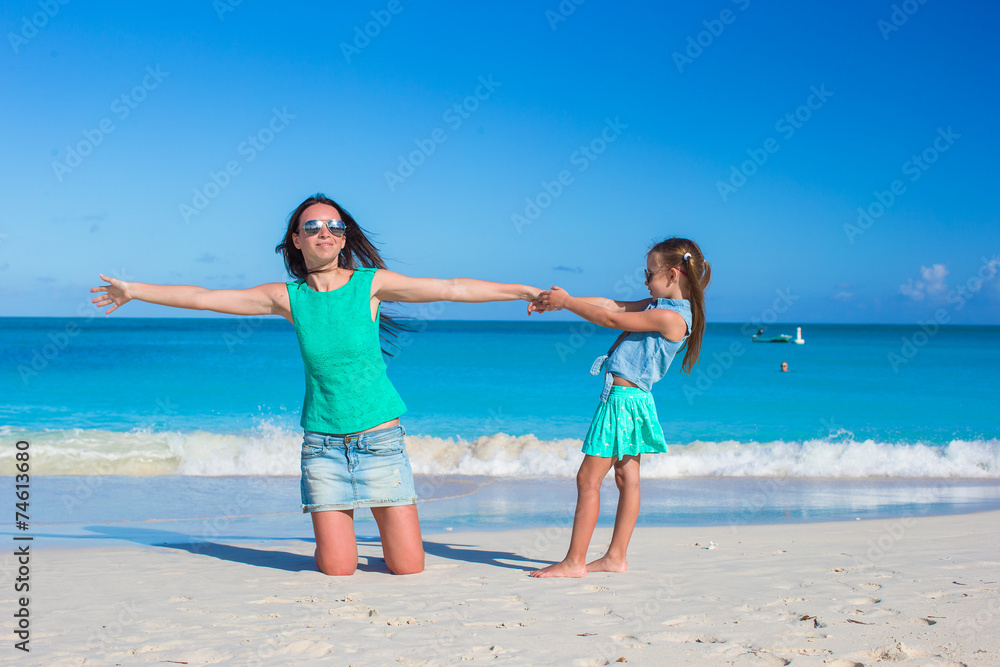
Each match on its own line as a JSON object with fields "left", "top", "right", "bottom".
{"left": 301, "top": 219, "right": 346, "bottom": 237}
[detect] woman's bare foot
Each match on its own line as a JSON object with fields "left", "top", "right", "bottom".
{"left": 530, "top": 559, "right": 588, "bottom": 578}
{"left": 586, "top": 555, "right": 627, "bottom": 573}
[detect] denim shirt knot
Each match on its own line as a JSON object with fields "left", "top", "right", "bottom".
{"left": 590, "top": 298, "right": 692, "bottom": 401}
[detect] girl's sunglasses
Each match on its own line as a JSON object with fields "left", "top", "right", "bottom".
{"left": 644, "top": 267, "right": 688, "bottom": 282}
{"left": 301, "top": 219, "right": 346, "bottom": 237}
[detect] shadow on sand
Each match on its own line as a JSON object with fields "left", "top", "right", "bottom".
{"left": 83, "top": 525, "right": 552, "bottom": 573}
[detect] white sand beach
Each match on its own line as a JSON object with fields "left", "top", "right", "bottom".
{"left": 9, "top": 510, "right": 1000, "bottom": 666}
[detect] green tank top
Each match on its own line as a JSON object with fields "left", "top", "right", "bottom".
{"left": 286, "top": 267, "right": 407, "bottom": 434}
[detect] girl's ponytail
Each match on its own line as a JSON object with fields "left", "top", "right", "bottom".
{"left": 649, "top": 238, "right": 710, "bottom": 374}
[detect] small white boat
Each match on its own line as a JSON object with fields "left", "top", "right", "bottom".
{"left": 752, "top": 327, "right": 805, "bottom": 344}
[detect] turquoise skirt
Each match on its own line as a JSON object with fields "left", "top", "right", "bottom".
{"left": 581, "top": 385, "right": 668, "bottom": 460}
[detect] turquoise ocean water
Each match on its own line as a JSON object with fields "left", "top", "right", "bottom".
{"left": 2, "top": 317, "right": 999, "bottom": 539}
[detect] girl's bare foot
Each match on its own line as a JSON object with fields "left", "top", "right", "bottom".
{"left": 586, "top": 555, "right": 627, "bottom": 573}
{"left": 530, "top": 559, "right": 588, "bottom": 578}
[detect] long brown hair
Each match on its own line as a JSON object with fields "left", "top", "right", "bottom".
{"left": 649, "top": 237, "right": 711, "bottom": 374}
{"left": 275, "top": 194, "right": 410, "bottom": 356}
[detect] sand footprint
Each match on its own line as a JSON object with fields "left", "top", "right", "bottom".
{"left": 276, "top": 640, "right": 334, "bottom": 658}
{"left": 383, "top": 617, "right": 420, "bottom": 625}
{"left": 763, "top": 597, "right": 806, "bottom": 607}
{"left": 644, "top": 631, "right": 724, "bottom": 644}
{"left": 329, "top": 604, "right": 378, "bottom": 619}
{"left": 661, "top": 613, "right": 708, "bottom": 627}
{"left": 866, "top": 641, "right": 936, "bottom": 661}
{"left": 611, "top": 634, "right": 647, "bottom": 648}
{"left": 566, "top": 585, "right": 611, "bottom": 596}
{"left": 737, "top": 656, "right": 789, "bottom": 667}
{"left": 823, "top": 660, "right": 863, "bottom": 667}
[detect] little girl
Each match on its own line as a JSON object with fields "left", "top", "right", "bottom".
{"left": 529, "top": 238, "right": 709, "bottom": 578}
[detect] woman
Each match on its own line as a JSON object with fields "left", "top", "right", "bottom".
{"left": 91, "top": 194, "right": 542, "bottom": 575}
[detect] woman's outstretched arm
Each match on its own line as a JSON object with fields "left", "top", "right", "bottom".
{"left": 90, "top": 274, "right": 292, "bottom": 320}
{"left": 535, "top": 286, "right": 686, "bottom": 340}
{"left": 372, "top": 270, "right": 540, "bottom": 305}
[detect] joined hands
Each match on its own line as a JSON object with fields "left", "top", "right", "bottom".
{"left": 528, "top": 286, "right": 571, "bottom": 315}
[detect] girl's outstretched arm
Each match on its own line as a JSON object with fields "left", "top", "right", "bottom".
{"left": 372, "top": 270, "right": 541, "bottom": 311}
{"left": 90, "top": 274, "right": 292, "bottom": 321}
{"left": 538, "top": 287, "right": 687, "bottom": 340}
{"left": 567, "top": 296, "right": 652, "bottom": 313}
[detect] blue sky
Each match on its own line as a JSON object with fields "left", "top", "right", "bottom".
{"left": 2, "top": 0, "right": 998, "bottom": 323}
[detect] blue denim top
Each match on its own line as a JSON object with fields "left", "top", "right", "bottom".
{"left": 589, "top": 298, "right": 693, "bottom": 401}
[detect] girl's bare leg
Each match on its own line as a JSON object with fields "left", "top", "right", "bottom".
{"left": 311, "top": 509, "right": 359, "bottom": 575}
{"left": 371, "top": 504, "right": 424, "bottom": 575}
{"left": 588, "top": 454, "right": 641, "bottom": 572}
{"left": 531, "top": 455, "right": 615, "bottom": 578}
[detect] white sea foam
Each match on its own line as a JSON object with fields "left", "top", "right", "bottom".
{"left": 2, "top": 426, "right": 998, "bottom": 479}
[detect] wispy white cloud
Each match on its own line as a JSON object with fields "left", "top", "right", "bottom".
{"left": 832, "top": 282, "right": 853, "bottom": 301}
{"left": 900, "top": 264, "right": 948, "bottom": 301}
{"left": 50, "top": 214, "right": 106, "bottom": 223}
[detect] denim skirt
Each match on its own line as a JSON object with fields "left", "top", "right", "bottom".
{"left": 300, "top": 425, "right": 417, "bottom": 512}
